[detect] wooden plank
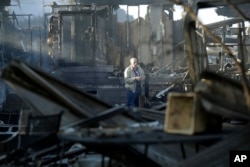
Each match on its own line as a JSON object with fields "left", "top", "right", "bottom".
{"left": 173, "top": 123, "right": 250, "bottom": 167}
{"left": 201, "top": 94, "right": 250, "bottom": 121}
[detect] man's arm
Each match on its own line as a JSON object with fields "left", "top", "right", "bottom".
{"left": 124, "top": 67, "right": 135, "bottom": 84}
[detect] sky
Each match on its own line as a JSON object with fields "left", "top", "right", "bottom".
{"left": 119, "top": 5, "right": 228, "bottom": 25}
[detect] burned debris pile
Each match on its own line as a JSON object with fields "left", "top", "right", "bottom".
{"left": 0, "top": 57, "right": 249, "bottom": 166}
{"left": 0, "top": 0, "right": 250, "bottom": 167}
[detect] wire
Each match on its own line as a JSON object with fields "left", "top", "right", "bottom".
{"left": 0, "top": 132, "right": 19, "bottom": 143}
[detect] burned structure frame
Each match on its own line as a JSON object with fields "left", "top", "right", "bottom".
{"left": 1, "top": 0, "right": 250, "bottom": 167}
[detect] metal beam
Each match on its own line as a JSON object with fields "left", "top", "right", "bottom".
{"left": 204, "top": 17, "right": 244, "bottom": 29}
{"left": 58, "top": 129, "right": 227, "bottom": 145}
{"left": 195, "top": 0, "right": 250, "bottom": 9}
{"left": 78, "top": 0, "right": 174, "bottom": 5}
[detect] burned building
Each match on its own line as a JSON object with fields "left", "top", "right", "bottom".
{"left": 0, "top": 0, "right": 250, "bottom": 167}
{"left": 46, "top": 1, "right": 185, "bottom": 106}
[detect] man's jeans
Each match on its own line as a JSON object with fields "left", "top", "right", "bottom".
{"left": 127, "top": 88, "right": 141, "bottom": 107}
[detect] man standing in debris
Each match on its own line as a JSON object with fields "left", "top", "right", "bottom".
{"left": 124, "top": 57, "right": 145, "bottom": 107}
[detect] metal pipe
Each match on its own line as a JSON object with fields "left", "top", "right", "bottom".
{"left": 39, "top": 27, "right": 42, "bottom": 67}
{"left": 138, "top": 5, "right": 140, "bottom": 61}
{"left": 126, "top": 5, "right": 129, "bottom": 48}
{"left": 220, "top": 26, "right": 226, "bottom": 70}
